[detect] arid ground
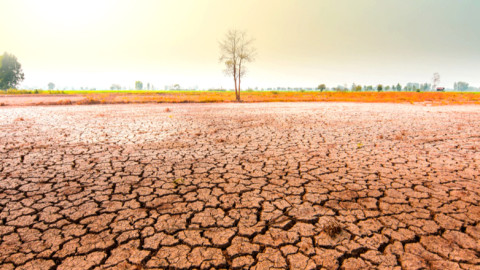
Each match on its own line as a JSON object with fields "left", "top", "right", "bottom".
{"left": 0, "top": 102, "right": 479, "bottom": 269}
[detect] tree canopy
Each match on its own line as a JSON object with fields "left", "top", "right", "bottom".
{"left": 317, "top": 84, "right": 326, "bottom": 91}
{"left": 0, "top": 52, "right": 25, "bottom": 90}
{"left": 454, "top": 81, "right": 469, "bottom": 91}
{"left": 135, "top": 81, "right": 143, "bottom": 90}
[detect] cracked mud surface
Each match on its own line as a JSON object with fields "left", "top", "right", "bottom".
{"left": 1, "top": 102, "right": 479, "bottom": 269}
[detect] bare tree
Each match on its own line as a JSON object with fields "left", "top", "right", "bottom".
{"left": 432, "top": 72, "right": 440, "bottom": 91}
{"left": 219, "top": 30, "right": 256, "bottom": 102}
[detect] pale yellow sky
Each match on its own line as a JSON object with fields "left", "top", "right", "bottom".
{"left": 1, "top": 0, "right": 479, "bottom": 89}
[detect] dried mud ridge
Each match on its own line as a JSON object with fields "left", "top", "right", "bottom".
{"left": 0, "top": 103, "right": 479, "bottom": 269}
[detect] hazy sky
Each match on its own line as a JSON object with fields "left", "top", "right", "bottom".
{"left": 1, "top": 0, "right": 479, "bottom": 90}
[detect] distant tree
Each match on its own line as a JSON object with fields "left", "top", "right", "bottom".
{"left": 377, "top": 84, "right": 383, "bottom": 92}
{"left": 0, "top": 52, "right": 25, "bottom": 90}
{"left": 317, "top": 84, "right": 326, "bottom": 92}
{"left": 173, "top": 84, "right": 180, "bottom": 90}
{"left": 406, "top": 82, "right": 420, "bottom": 91}
{"left": 135, "top": 81, "right": 143, "bottom": 90}
{"left": 420, "top": 83, "right": 430, "bottom": 91}
{"left": 385, "top": 85, "right": 390, "bottom": 91}
{"left": 432, "top": 73, "right": 440, "bottom": 91}
{"left": 48, "top": 82, "right": 55, "bottom": 90}
{"left": 396, "top": 83, "right": 402, "bottom": 91}
{"left": 147, "top": 83, "right": 151, "bottom": 90}
{"left": 454, "top": 81, "right": 469, "bottom": 91}
{"left": 334, "top": 85, "right": 347, "bottom": 92}
{"left": 366, "top": 85, "right": 373, "bottom": 91}
{"left": 110, "top": 84, "right": 121, "bottom": 90}
{"left": 351, "top": 83, "right": 362, "bottom": 92}
{"left": 219, "top": 29, "right": 256, "bottom": 102}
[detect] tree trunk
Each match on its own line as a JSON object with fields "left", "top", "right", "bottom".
{"left": 237, "top": 61, "right": 242, "bottom": 102}
{"left": 233, "top": 76, "right": 237, "bottom": 100}
{"left": 237, "top": 77, "right": 241, "bottom": 102}
{"left": 233, "top": 59, "right": 238, "bottom": 102}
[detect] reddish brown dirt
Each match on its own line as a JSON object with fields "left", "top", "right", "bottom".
{"left": 0, "top": 95, "right": 85, "bottom": 106}
{"left": 0, "top": 103, "right": 479, "bottom": 269}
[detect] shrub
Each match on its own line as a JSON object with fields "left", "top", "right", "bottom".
{"left": 55, "top": 99, "right": 72, "bottom": 105}
{"left": 76, "top": 97, "right": 100, "bottom": 105}
{"left": 48, "top": 90, "right": 65, "bottom": 94}
{"left": 6, "top": 89, "right": 33, "bottom": 94}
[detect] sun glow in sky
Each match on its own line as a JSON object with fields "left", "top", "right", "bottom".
{"left": 1, "top": 0, "right": 480, "bottom": 90}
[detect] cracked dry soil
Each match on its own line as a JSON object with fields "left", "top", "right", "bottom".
{"left": 0, "top": 102, "right": 479, "bottom": 270}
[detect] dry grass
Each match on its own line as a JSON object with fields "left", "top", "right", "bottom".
{"left": 76, "top": 97, "right": 102, "bottom": 105}
{"left": 55, "top": 99, "right": 73, "bottom": 105}
{"left": 323, "top": 220, "right": 342, "bottom": 237}
{"left": 80, "top": 91, "right": 480, "bottom": 105}
{"left": 5, "top": 91, "right": 480, "bottom": 106}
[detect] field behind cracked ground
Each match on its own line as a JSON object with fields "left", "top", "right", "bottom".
{"left": 0, "top": 102, "right": 479, "bottom": 269}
